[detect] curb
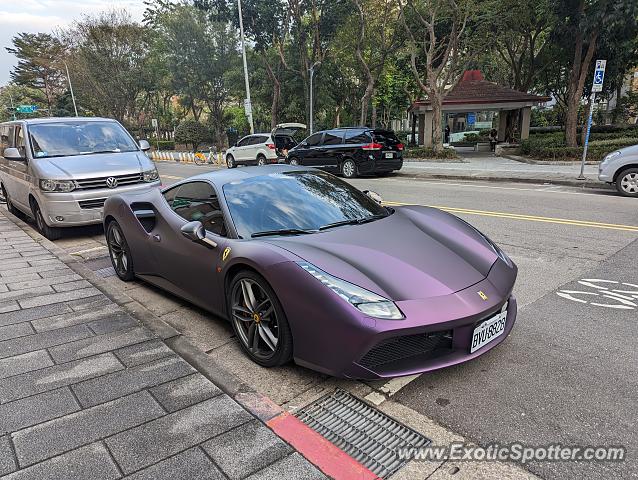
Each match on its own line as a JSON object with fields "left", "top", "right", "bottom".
{"left": 395, "top": 171, "right": 613, "bottom": 190}
{"left": 501, "top": 153, "right": 599, "bottom": 166}
{"left": 2, "top": 208, "right": 376, "bottom": 480}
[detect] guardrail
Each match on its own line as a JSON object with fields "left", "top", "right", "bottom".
{"left": 149, "top": 151, "right": 225, "bottom": 165}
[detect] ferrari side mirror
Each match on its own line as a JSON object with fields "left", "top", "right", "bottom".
{"left": 181, "top": 221, "right": 217, "bottom": 249}
{"left": 363, "top": 190, "right": 383, "bottom": 204}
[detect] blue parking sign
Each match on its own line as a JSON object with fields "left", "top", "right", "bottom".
{"left": 592, "top": 60, "right": 606, "bottom": 92}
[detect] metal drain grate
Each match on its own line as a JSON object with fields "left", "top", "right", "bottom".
{"left": 295, "top": 389, "right": 430, "bottom": 478}
{"left": 94, "top": 266, "right": 116, "bottom": 278}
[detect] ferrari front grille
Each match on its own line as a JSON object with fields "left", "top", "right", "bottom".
{"left": 359, "top": 330, "right": 453, "bottom": 370}
{"left": 296, "top": 389, "right": 430, "bottom": 478}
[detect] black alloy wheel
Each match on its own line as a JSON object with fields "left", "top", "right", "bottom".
{"left": 228, "top": 271, "right": 293, "bottom": 367}
{"left": 107, "top": 221, "right": 135, "bottom": 281}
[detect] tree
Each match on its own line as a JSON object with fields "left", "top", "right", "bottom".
{"left": 400, "top": 0, "right": 477, "bottom": 151}
{"left": 63, "top": 10, "right": 152, "bottom": 123}
{"left": 6, "top": 33, "right": 66, "bottom": 113}
{"left": 174, "top": 119, "right": 214, "bottom": 151}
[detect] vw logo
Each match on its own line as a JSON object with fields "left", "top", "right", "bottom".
{"left": 106, "top": 177, "right": 118, "bottom": 189}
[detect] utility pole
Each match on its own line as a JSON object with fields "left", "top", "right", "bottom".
{"left": 7, "top": 90, "right": 16, "bottom": 121}
{"left": 64, "top": 62, "right": 79, "bottom": 117}
{"left": 308, "top": 61, "right": 321, "bottom": 134}
{"left": 237, "top": 0, "right": 254, "bottom": 134}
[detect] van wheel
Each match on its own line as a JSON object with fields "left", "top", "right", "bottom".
{"left": 616, "top": 168, "right": 638, "bottom": 197}
{"left": 31, "top": 200, "right": 62, "bottom": 240}
{"left": 341, "top": 159, "right": 358, "bottom": 178}
{"left": 1, "top": 184, "right": 21, "bottom": 216}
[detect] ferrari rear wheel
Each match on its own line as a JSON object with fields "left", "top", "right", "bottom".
{"left": 107, "top": 221, "right": 135, "bottom": 281}
{"left": 228, "top": 271, "right": 293, "bottom": 367}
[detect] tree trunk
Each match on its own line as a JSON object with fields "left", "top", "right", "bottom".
{"left": 371, "top": 91, "right": 377, "bottom": 128}
{"left": 360, "top": 82, "right": 373, "bottom": 126}
{"left": 431, "top": 93, "right": 443, "bottom": 152}
{"left": 264, "top": 59, "right": 280, "bottom": 129}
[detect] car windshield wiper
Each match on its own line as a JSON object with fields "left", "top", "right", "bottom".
{"left": 319, "top": 213, "right": 388, "bottom": 231}
{"left": 251, "top": 228, "right": 317, "bottom": 238}
{"left": 79, "top": 149, "right": 122, "bottom": 155}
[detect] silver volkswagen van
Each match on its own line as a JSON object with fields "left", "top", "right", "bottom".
{"left": 0, "top": 117, "right": 160, "bottom": 239}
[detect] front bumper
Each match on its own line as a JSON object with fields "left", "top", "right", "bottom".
{"left": 598, "top": 162, "right": 613, "bottom": 182}
{"left": 37, "top": 181, "right": 161, "bottom": 227}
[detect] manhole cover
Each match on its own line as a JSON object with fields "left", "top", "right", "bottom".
{"left": 295, "top": 389, "right": 430, "bottom": 478}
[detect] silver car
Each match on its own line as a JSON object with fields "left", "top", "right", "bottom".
{"left": 598, "top": 144, "right": 638, "bottom": 197}
{"left": 0, "top": 117, "right": 160, "bottom": 239}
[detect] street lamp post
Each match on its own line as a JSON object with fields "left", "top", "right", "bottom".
{"left": 237, "top": 0, "right": 254, "bottom": 134}
{"left": 308, "top": 61, "right": 321, "bottom": 134}
{"left": 64, "top": 62, "right": 79, "bottom": 117}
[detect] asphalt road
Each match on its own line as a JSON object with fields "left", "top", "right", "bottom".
{"left": 16, "top": 161, "right": 638, "bottom": 479}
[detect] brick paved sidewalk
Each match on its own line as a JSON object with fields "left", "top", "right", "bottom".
{"left": 0, "top": 209, "right": 326, "bottom": 480}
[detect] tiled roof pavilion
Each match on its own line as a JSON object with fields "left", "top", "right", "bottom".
{"left": 409, "top": 70, "right": 550, "bottom": 145}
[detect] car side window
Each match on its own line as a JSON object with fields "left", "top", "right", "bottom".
{"left": 345, "top": 130, "right": 371, "bottom": 144}
{"left": 171, "top": 181, "right": 227, "bottom": 237}
{"left": 14, "top": 126, "right": 26, "bottom": 157}
{"left": 237, "top": 136, "right": 251, "bottom": 147}
{"left": 251, "top": 135, "right": 268, "bottom": 145}
{"left": 322, "top": 131, "right": 343, "bottom": 146}
{"left": 305, "top": 133, "right": 323, "bottom": 147}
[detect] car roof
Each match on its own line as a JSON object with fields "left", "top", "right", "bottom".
{"left": 3, "top": 117, "right": 116, "bottom": 126}
{"left": 185, "top": 165, "right": 315, "bottom": 189}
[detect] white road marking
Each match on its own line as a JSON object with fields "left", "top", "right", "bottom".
{"left": 364, "top": 374, "right": 422, "bottom": 406}
{"left": 69, "top": 245, "right": 107, "bottom": 255}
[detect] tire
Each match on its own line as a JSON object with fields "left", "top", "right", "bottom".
{"left": 227, "top": 270, "right": 293, "bottom": 367}
{"left": 1, "top": 184, "right": 21, "bottom": 217}
{"left": 288, "top": 157, "right": 299, "bottom": 166}
{"left": 257, "top": 154, "right": 267, "bottom": 166}
{"left": 31, "top": 200, "right": 62, "bottom": 240}
{"left": 106, "top": 221, "right": 135, "bottom": 281}
{"left": 615, "top": 168, "right": 638, "bottom": 197}
{"left": 341, "top": 158, "right": 358, "bottom": 178}
{"left": 226, "top": 154, "right": 237, "bottom": 169}
{"left": 194, "top": 153, "right": 206, "bottom": 166}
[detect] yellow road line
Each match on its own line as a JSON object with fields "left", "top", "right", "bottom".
{"left": 384, "top": 201, "right": 638, "bottom": 232}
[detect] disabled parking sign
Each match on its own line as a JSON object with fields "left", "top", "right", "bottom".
{"left": 592, "top": 60, "right": 606, "bottom": 92}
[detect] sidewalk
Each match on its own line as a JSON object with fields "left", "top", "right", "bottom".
{"left": 400, "top": 154, "right": 607, "bottom": 189}
{"left": 0, "top": 209, "right": 328, "bottom": 480}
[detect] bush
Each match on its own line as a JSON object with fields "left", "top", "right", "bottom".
{"left": 174, "top": 120, "right": 214, "bottom": 151}
{"left": 520, "top": 136, "right": 637, "bottom": 162}
{"left": 404, "top": 146, "right": 459, "bottom": 160}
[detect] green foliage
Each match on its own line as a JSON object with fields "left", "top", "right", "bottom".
{"left": 404, "top": 146, "right": 460, "bottom": 160}
{"left": 521, "top": 134, "right": 638, "bottom": 161}
{"left": 174, "top": 120, "right": 214, "bottom": 151}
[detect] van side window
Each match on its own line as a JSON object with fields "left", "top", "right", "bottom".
{"left": 14, "top": 126, "right": 26, "bottom": 157}
{"left": 322, "top": 131, "right": 343, "bottom": 146}
{"left": 305, "top": 133, "right": 323, "bottom": 147}
{"left": 345, "top": 130, "right": 371, "bottom": 144}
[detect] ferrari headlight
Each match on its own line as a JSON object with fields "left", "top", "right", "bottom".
{"left": 143, "top": 168, "right": 159, "bottom": 182}
{"left": 296, "top": 261, "right": 404, "bottom": 319}
{"left": 39, "top": 179, "right": 76, "bottom": 192}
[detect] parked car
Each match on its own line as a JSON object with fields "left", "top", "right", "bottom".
{"left": 225, "top": 123, "right": 306, "bottom": 168}
{"left": 0, "top": 117, "right": 160, "bottom": 240}
{"left": 598, "top": 144, "right": 638, "bottom": 197}
{"left": 285, "top": 127, "right": 404, "bottom": 178}
{"left": 103, "top": 165, "right": 517, "bottom": 379}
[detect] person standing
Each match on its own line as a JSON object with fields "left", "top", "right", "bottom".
{"left": 489, "top": 128, "right": 498, "bottom": 152}
{"left": 445, "top": 125, "right": 450, "bottom": 144}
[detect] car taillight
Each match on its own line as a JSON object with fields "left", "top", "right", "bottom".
{"left": 362, "top": 142, "right": 383, "bottom": 150}
{"left": 396, "top": 143, "right": 404, "bottom": 151}
{"left": 266, "top": 143, "right": 276, "bottom": 150}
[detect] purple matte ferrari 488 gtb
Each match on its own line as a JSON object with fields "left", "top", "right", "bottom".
{"left": 104, "top": 165, "right": 517, "bottom": 379}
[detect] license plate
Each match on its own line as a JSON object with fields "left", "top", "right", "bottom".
{"left": 470, "top": 311, "right": 507, "bottom": 353}
{"left": 384, "top": 152, "right": 394, "bottom": 159}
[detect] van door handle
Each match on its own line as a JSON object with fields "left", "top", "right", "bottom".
{"left": 152, "top": 234, "right": 161, "bottom": 242}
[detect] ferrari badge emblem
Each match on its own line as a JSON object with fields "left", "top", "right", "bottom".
{"left": 222, "top": 247, "right": 231, "bottom": 262}
{"left": 477, "top": 291, "right": 488, "bottom": 301}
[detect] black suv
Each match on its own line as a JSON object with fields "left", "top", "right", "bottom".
{"left": 285, "top": 127, "right": 403, "bottom": 178}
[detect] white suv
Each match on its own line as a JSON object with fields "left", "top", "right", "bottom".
{"left": 225, "top": 123, "right": 305, "bottom": 168}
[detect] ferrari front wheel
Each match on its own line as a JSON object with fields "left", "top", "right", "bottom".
{"left": 106, "top": 221, "right": 135, "bottom": 281}
{"left": 228, "top": 271, "right": 293, "bottom": 367}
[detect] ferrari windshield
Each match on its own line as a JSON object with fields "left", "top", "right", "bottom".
{"left": 28, "top": 121, "right": 139, "bottom": 159}
{"left": 223, "top": 171, "right": 389, "bottom": 239}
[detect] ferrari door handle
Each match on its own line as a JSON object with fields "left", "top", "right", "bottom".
{"left": 152, "top": 234, "right": 161, "bottom": 242}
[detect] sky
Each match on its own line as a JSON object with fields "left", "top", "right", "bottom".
{"left": 0, "top": 0, "right": 146, "bottom": 84}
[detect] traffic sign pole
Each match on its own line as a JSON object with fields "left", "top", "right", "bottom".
{"left": 578, "top": 59, "right": 606, "bottom": 180}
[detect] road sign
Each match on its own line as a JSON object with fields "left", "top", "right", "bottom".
{"left": 467, "top": 113, "right": 476, "bottom": 125}
{"left": 592, "top": 59, "right": 606, "bottom": 93}
{"left": 16, "top": 105, "right": 38, "bottom": 114}
{"left": 151, "top": 118, "right": 158, "bottom": 128}
{"left": 243, "top": 98, "right": 252, "bottom": 116}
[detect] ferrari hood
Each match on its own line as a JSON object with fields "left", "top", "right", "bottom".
{"left": 263, "top": 206, "right": 498, "bottom": 301}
